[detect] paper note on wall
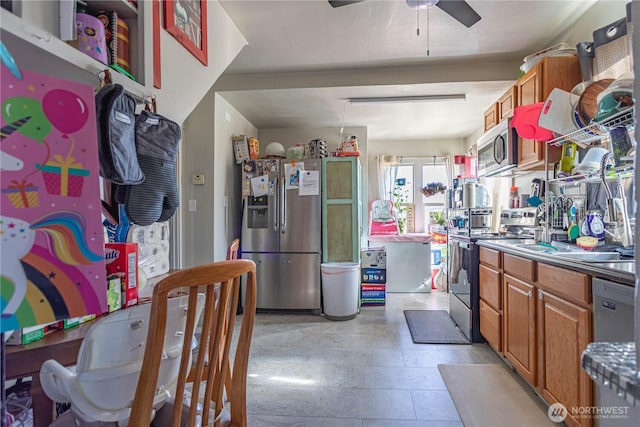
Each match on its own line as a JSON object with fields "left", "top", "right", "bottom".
{"left": 251, "top": 174, "right": 269, "bottom": 197}
{"left": 299, "top": 170, "right": 319, "bottom": 196}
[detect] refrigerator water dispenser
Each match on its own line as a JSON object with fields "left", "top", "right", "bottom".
{"left": 247, "top": 196, "right": 268, "bottom": 229}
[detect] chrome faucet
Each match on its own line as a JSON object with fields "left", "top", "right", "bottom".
{"left": 600, "top": 152, "right": 633, "bottom": 248}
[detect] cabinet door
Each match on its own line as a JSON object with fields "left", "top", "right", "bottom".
{"left": 480, "top": 299, "right": 501, "bottom": 353}
{"left": 484, "top": 103, "right": 498, "bottom": 132}
{"left": 322, "top": 158, "right": 361, "bottom": 263}
{"left": 504, "top": 274, "right": 536, "bottom": 384}
{"left": 497, "top": 85, "right": 517, "bottom": 121}
{"left": 516, "top": 67, "right": 542, "bottom": 168}
{"left": 537, "top": 290, "right": 592, "bottom": 427}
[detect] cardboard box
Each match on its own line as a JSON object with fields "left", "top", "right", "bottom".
{"left": 106, "top": 276, "right": 123, "bottom": 312}
{"left": 5, "top": 321, "right": 63, "bottom": 345}
{"left": 361, "top": 267, "right": 386, "bottom": 284}
{"left": 361, "top": 248, "right": 386, "bottom": 268}
{"left": 105, "top": 242, "right": 139, "bottom": 307}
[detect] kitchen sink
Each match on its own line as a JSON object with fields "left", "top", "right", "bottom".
{"left": 515, "top": 242, "right": 626, "bottom": 262}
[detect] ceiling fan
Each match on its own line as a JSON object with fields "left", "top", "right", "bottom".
{"left": 328, "top": 0, "right": 481, "bottom": 28}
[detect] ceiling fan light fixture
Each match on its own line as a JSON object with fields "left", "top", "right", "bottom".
{"left": 348, "top": 94, "right": 466, "bottom": 104}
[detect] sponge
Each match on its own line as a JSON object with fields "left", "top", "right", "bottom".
{"left": 576, "top": 236, "right": 598, "bottom": 250}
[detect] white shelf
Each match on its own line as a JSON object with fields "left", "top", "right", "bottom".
{"left": 1, "top": 4, "right": 147, "bottom": 100}
{"left": 86, "top": 0, "right": 138, "bottom": 19}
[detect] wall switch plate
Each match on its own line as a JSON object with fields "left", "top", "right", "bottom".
{"left": 188, "top": 199, "right": 197, "bottom": 212}
{"left": 192, "top": 174, "right": 205, "bottom": 185}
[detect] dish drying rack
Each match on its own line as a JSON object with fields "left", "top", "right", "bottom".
{"left": 547, "top": 106, "right": 634, "bottom": 147}
{"left": 540, "top": 106, "right": 635, "bottom": 242}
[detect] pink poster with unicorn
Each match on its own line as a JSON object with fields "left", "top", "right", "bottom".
{"left": 1, "top": 65, "right": 107, "bottom": 332}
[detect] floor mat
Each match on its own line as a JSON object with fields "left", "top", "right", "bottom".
{"left": 438, "top": 364, "right": 555, "bottom": 427}
{"left": 403, "top": 310, "right": 469, "bottom": 344}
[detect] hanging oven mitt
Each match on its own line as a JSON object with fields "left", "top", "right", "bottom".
{"left": 95, "top": 83, "right": 145, "bottom": 185}
{"left": 115, "top": 110, "right": 181, "bottom": 226}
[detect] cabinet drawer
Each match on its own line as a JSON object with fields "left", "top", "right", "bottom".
{"left": 479, "top": 265, "right": 501, "bottom": 310}
{"left": 503, "top": 253, "right": 535, "bottom": 282}
{"left": 537, "top": 263, "right": 591, "bottom": 305}
{"left": 480, "top": 300, "right": 502, "bottom": 353}
{"left": 479, "top": 247, "right": 501, "bottom": 268}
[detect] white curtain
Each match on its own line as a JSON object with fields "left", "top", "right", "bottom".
{"left": 377, "top": 155, "right": 400, "bottom": 201}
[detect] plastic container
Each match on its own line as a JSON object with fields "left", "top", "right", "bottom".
{"left": 321, "top": 263, "right": 360, "bottom": 320}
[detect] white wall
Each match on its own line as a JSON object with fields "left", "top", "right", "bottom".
{"left": 150, "top": 1, "right": 247, "bottom": 125}
{"left": 180, "top": 92, "right": 257, "bottom": 267}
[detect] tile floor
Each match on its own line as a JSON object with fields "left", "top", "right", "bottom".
{"left": 243, "top": 291, "right": 503, "bottom": 426}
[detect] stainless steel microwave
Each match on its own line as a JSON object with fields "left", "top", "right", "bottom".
{"left": 476, "top": 119, "right": 518, "bottom": 177}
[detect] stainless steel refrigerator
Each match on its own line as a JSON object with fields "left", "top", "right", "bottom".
{"left": 241, "top": 159, "right": 322, "bottom": 312}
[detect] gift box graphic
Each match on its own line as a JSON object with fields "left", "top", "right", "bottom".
{"left": 2, "top": 179, "right": 40, "bottom": 208}
{"left": 37, "top": 154, "right": 90, "bottom": 197}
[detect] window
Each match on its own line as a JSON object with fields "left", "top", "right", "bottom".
{"left": 379, "top": 157, "right": 449, "bottom": 233}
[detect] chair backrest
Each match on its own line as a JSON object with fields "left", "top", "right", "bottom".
{"left": 369, "top": 199, "right": 399, "bottom": 235}
{"left": 226, "top": 238, "right": 240, "bottom": 260}
{"left": 129, "top": 259, "right": 257, "bottom": 427}
{"left": 371, "top": 199, "right": 395, "bottom": 222}
{"left": 72, "top": 293, "right": 205, "bottom": 416}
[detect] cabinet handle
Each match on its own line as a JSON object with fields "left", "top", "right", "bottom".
{"left": 538, "top": 291, "right": 543, "bottom": 300}
{"left": 527, "top": 290, "right": 532, "bottom": 298}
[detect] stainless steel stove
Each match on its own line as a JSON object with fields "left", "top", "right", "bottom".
{"left": 447, "top": 207, "right": 537, "bottom": 342}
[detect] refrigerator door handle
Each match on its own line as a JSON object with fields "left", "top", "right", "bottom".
{"left": 273, "top": 176, "right": 279, "bottom": 233}
{"left": 281, "top": 174, "right": 286, "bottom": 233}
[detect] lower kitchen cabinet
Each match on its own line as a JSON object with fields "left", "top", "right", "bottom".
{"left": 504, "top": 273, "right": 536, "bottom": 385}
{"left": 479, "top": 259, "right": 502, "bottom": 353}
{"left": 481, "top": 245, "right": 595, "bottom": 427}
{"left": 537, "top": 289, "right": 593, "bottom": 427}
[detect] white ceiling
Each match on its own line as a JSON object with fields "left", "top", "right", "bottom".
{"left": 215, "top": 0, "right": 607, "bottom": 142}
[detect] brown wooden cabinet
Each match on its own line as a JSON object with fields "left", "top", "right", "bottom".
{"left": 483, "top": 102, "right": 498, "bottom": 132}
{"left": 497, "top": 85, "right": 518, "bottom": 122}
{"left": 537, "top": 289, "right": 592, "bottom": 427}
{"left": 479, "top": 247, "right": 502, "bottom": 353}
{"left": 504, "top": 273, "right": 537, "bottom": 385}
{"left": 489, "top": 246, "right": 594, "bottom": 427}
{"left": 516, "top": 56, "right": 581, "bottom": 170}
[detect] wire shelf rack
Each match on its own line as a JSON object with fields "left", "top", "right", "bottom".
{"left": 548, "top": 107, "right": 635, "bottom": 147}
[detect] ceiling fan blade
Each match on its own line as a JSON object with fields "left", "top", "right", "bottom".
{"left": 436, "top": 0, "right": 481, "bottom": 28}
{"left": 328, "top": 0, "right": 365, "bottom": 8}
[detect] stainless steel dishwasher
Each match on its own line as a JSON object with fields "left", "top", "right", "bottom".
{"left": 592, "top": 278, "right": 639, "bottom": 427}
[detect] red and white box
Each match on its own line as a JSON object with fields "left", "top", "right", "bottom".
{"left": 105, "top": 242, "right": 139, "bottom": 307}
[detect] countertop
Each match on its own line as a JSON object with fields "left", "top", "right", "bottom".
{"left": 582, "top": 342, "right": 639, "bottom": 407}
{"left": 476, "top": 239, "right": 635, "bottom": 285}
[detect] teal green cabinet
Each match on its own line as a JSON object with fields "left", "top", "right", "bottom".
{"left": 322, "top": 157, "right": 361, "bottom": 263}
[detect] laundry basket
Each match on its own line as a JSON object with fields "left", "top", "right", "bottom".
{"left": 321, "top": 262, "right": 360, "bottom": 320}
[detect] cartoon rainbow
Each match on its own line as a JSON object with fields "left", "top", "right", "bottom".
{"left": 1, "top": 212, "right": 103, "bottom": 321}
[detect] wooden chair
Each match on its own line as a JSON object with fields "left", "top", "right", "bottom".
{"left": 129, "top": 259, "right": 257, "bottom": 427}
{"left": 227, "top": 238, "right": 240, "bottom": 260}
{"left": 186, "top": 238, "right": 241, "bottom": 402}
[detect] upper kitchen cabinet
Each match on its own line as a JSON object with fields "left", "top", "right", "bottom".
{"left": 497, "top": 85, "right": 518, "bottom": 122}
{"left": 516, "top": 56, "right": 581, "bottom": 170}
{"left": 483, "top": 85, "right": 517, "bottom": 132}
{"left": 483, "top": 102, "right": 498, "bottom": 132}
{"left": 0, "top": 1, "right": 147, "bottom": 98}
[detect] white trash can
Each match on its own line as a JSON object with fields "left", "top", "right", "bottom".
{"left": 321, "top": 262, "right": 360, "bottom": 320}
